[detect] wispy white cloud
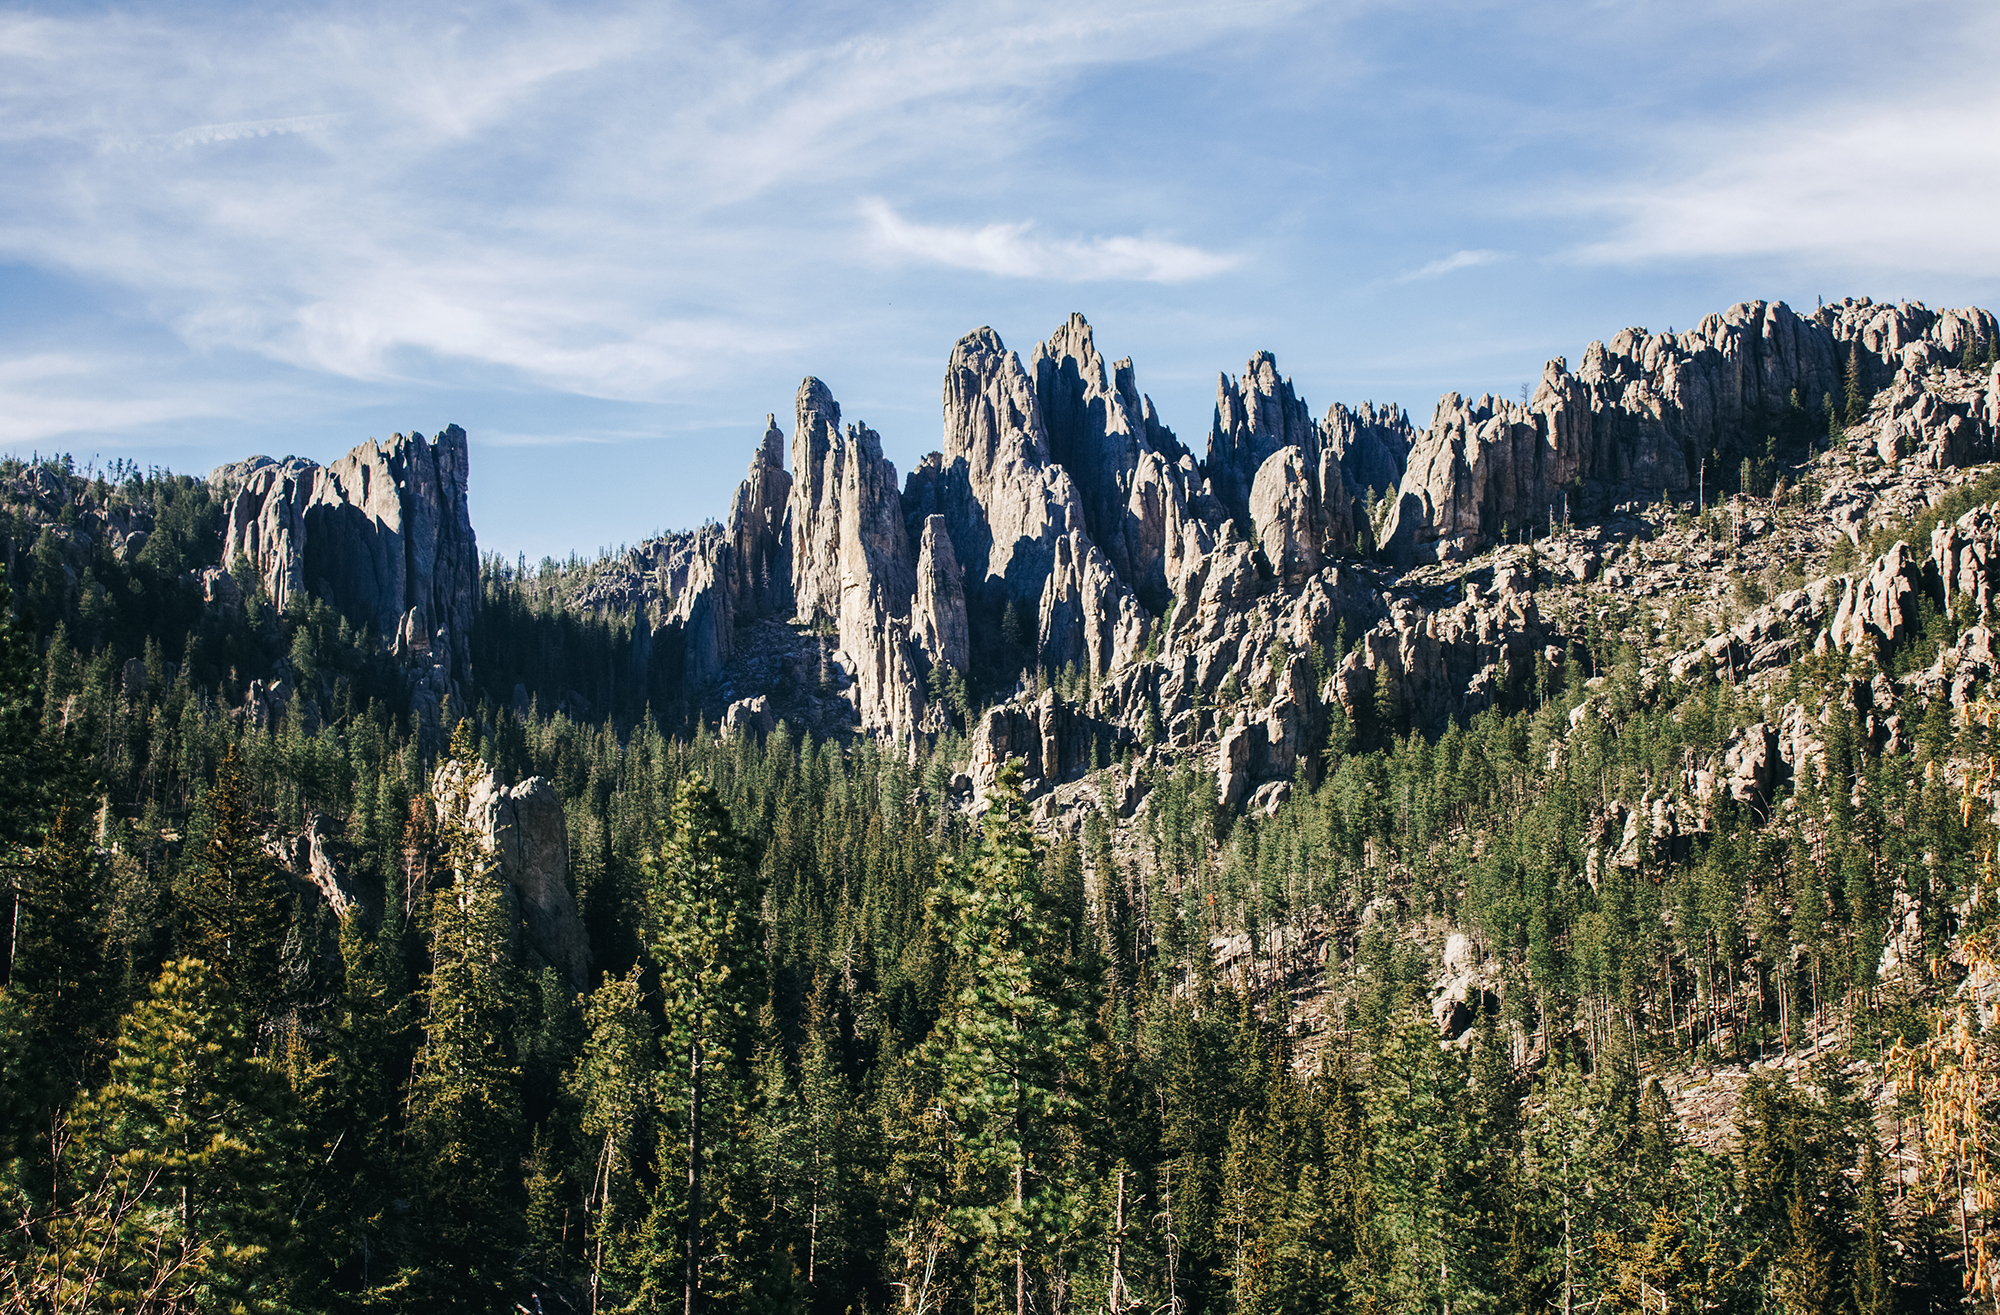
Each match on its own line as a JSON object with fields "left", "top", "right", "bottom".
{"left": 120, "top": 113, "right": 348, "bottom": 153}
{"left": 0, "top": 351, "right": 256, "bottom": 445}
{"left": 1395, "top": 249, "right": 1506, "bottom": 282}
{"left": 862, "top": 199, "right": 1237, "bottom": 283}
{"left": 0, "top": 1, "right": 1295, "bottom": 406}
{"left": 1570, "top": 19, "right": 2000, "bottom": 276}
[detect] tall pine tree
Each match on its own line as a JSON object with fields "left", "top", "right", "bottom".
{"left": 645, "top": 773, "right": 762, "bottom": 1315}
{"left": 914, "top": 760, "right": 1092, "bottom": 1315}
{"left": 406, "top": 721, "right": 525, "bottom": 1307}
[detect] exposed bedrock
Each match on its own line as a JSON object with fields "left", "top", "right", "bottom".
{"left": 1381, "top": 298, "right": 2000, "bottom": 566}
{"left": 433, "top": 757, "right": 590, "bottom": 993}
{"left": 220, "top": 427, "right": 478, "bottom": 720}
{"left": 729, "top": 416, "right": 793, "bottom": 621}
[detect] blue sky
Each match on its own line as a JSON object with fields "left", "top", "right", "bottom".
{"left": 2, "top": 1, "right": 1996, "bottom": 562}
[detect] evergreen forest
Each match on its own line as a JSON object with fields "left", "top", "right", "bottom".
{"left": 0, "top": 453, "right": 1995, "bottom": 1315}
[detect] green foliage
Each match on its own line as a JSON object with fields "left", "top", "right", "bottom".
{"left": 405, "top": 722, "right": 527, "bottom": 1305}
{"left": 644, "top": 772, "right": 765, "bottom": 1312}
{"left": 901, "top": 760, "right": 1094, "bottom": 1312}
{"left": 175, "top": 747, "right": 293, "bottom": 1020}
{"left": 3, "top": 454, "right": 1979, "bottom": 1312}
{"left": 1844, "top": 341, "right": 1869, "bottom": 426}
{"left": 63, "top": 957, "right": 299, "bottom": 1312}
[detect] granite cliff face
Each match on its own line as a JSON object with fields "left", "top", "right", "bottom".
{"left": 730, "top": 418, "right": 792, "bottom": 621}
{"left": 219, "top": 427, "right": 477, "bottom": 725}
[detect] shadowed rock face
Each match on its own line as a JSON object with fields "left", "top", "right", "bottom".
{"left": 1033, "top": 313, "right": 1190, "bottom": 611}
{"left": 221, "top": 427, "right": 477, "bottom": 713}
{"left": 1324, "top": 401, "right": 1415, "bottom": 503}
{"left": 730, "top": 417, "right": 793, "bottom": 621}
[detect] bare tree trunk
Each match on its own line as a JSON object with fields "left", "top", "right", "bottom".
{"left": 1110, "top": 1169, "right": 1127, "bottom": 1314}
{"left": 686, "top": 1030, "right": 702, "bottom": 1315}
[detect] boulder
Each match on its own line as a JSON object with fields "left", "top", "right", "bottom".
{"left": 1249, "top": 447, "right": 1322, "bottom": 585}
{"left": 1826, "top": 541, "right": 1936, "bottom": 656}
{"left": 724, "top": 695, "right": 777, "bottom": 739}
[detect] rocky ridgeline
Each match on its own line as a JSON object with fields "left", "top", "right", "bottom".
{"left": 199, "top": 297, "right": 2000, "bottom": 838}
{"left": 181, "top": 297, "right": 2000, "bottom": 992}
{"left": 213, "top": 428, "right": 479, "bottom": 733}
{"left": 608, "top": 297, "right": 1991, "bottom": 822}
{"left": 1381, "top": 298, "right": 1998, "bottom": 565}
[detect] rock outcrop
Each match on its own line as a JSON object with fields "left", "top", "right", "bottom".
{"left": 1381, "top": 299, "right": 1998, "bottom": 566}
{"left": 912, "top": 515, "right": 969, "bottom": 678}
{"left": 784, "top": 377, "right": 925, "bottom": 735}
{"left": 221, "top": 428, "right": 478, "bottom": 721}
{"left": 1206, "top": 353, "right": 1321, "bottom": 529}
{"left": 1324, "top": 401, "right": 1415, "bottom": 502}
{"left": 729, "top": 418, "right": 793, "bottom": 620}
{"left": 920, "top": 327, "right": 1088, "bottom": 609}
{"left": 481, "top": 295, "right": 2000, "bottom": 823}
{"left": 434, "top": 759, "right": 590, "bottom": 993}
{"left": 1033, "top": 314, "right": 1195, "bottom": 612}
{"left": 1249, "top": 448, "right": 1323, "bottom": 586}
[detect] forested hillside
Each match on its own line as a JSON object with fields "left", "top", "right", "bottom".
{"left": 5, "top": 312, "right": 2000, "bottom": 1313}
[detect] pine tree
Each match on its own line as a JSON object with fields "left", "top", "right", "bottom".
{"left": 1851, "top": 1140, "right": 1893, "bottom": 1315}
{"left": 1844, "top": 341, "right": 1868, "bottom": 427}
{"left": 916, "top": 759, "right": 1092, "bottom": 1315}
{"left": 0, "top": 581, "right": 53, "bottom": 856}
{"left": 62, "top": 957, "right": 299, "bottom": 1311}
{"left": 794, "top": 985, "right": 861, "bottom": 1291}
{"left": 1769, "top": 1186, "right": 1837, "bottom": 1315}
{"left": 0, "top": 799, "right": 113, "bottom": 1162}
{"left": 645, "top": 773, "right": 762, "bottom": 1315}
{"left": 291, "top": 892, "right": 412, "bottom": 1302}
{"left": 407, "top": 721, "right": 525, "bottom": 1305}
{"left": 176, "top": 746, "right": 291, "bottom": 1023}
{"left": 571, "top": 964, "right": 655, "bottom": 1305}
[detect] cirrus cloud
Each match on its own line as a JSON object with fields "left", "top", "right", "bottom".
{"left": 1395, "top": 249, "right": 1507, "bottom": 282}
{"left": 862, "top": 198, "right": 1239, "bottom": 284}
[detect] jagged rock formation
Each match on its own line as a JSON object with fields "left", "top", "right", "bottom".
{"left": 730, "top": 418, "right": 793, "bottom": 620}
{"left": 434, "top": 758, "right": 590, "bottom": 992}
{"left": 1207, "top": 353, "right": 1320, "bottom": 528}
{"left": 1032, "top": 314, "right": 1193, "bottom": 612}
{"left": 789, "top": 378, "right": 850, "bottom": 625}
{"left": 919, "top": 327, "right": 1088, "bottom": 606}
{"left": 1381, "top": 298, "right": 2000, "bottom": 566}
{"left": 783, "top": 380, "right": 923, "bottom": 734}
{"left": 499, "top": 294, "right": 1999, "bottom": 818}
{"left": 912, "top": 516, "right": 969, "bottom": 677}
{"left": 1324, "top": 401, "right": 1415, "bottom": 502}
{"left": 218, "top": 428, "right": 478, "bottom": 722}
{"left": 1250, "top": 448, "right": 1325, "bottom": 585}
